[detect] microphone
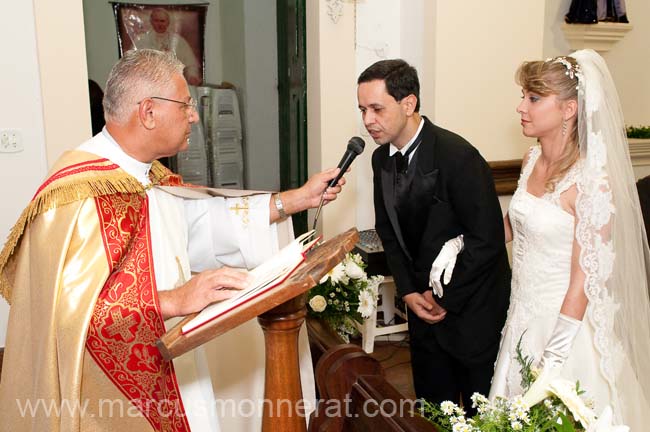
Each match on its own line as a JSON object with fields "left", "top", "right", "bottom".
{"left": 313, "top": 137, "right": 365, "bottom": 232}
{"left": 328, "top": 136, "right": 365, "bottom": 188}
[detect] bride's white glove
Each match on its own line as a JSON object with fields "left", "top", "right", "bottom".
{"left": 522, "top": 313, "right": 581, "bottom": 407}
{"left": 428, "top": 234, "right": 464, "bottom": 298}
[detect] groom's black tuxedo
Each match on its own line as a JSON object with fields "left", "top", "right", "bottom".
{"left": 372, "top": 117, "right": 510, "bottom": 407}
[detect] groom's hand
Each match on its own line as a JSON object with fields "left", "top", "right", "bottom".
{"left": 403, "top": 291, "right": 447, "bottom": 324}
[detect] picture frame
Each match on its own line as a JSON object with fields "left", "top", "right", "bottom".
{"left": 111, "top": 2, "right": 208, "bottom": 86}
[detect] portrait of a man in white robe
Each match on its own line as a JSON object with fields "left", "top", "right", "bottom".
{"left": 113, "top": 3, "right": 205, "bottom": 85}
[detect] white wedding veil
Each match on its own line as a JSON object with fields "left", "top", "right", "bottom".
{"left": 571, "top": 49, "right": 650, "bottom": 422}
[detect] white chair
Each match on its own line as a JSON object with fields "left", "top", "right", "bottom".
{"left": 355, "top": 276, "right": 408, "bottom": 353}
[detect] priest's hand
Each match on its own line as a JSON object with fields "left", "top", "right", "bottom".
{"left": 269, "top": 168, "right": 346, "bottom": 222}
{"left": 403, "top": 291, "right": 447, "bottom": 324}
{"left": 158, "top": 267, "right": 251, "bottom": 319}
{"left": 301, "top": 167, "right": 346, "bottom": 208}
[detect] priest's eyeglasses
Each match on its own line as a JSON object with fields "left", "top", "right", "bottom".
{"left": 138, "top": 96, "right": 198, "bottom": 113}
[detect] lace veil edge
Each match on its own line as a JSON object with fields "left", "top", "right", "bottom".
{"left": 572, "top": 49, "right": 650, "bottom": 420}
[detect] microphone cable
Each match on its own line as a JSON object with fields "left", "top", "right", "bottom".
{"left": 311, "top": 190, "right": 326, "bottom": 232}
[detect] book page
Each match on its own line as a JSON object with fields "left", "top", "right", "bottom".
{"left": 181, "top": 231, "right": 318, "bottom": 334}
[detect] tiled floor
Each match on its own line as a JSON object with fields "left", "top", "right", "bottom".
{"left": 350, "top": 334, "right": 416, "bottom": 400}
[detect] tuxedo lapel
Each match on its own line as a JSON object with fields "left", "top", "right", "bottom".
{"left": 381, "top": 152, "right": 412, "bottom": 261}
{"left": 415, "top": 117, "right": 437, "bottom": 176}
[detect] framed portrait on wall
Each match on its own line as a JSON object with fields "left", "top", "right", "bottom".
{"left": 111, "top": 2, "right": 208, "bottom": 85}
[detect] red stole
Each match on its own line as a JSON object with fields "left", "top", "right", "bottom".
{"left": 86, "top": 192, "right": 191, "bottom": 431}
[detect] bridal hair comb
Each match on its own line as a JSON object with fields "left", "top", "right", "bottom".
{"left": 546, "top": 56, "right": 583, "bottom": 90}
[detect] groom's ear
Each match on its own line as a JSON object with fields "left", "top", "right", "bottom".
{"left": 401, "top": 94, "right": 418, "bottom": 116}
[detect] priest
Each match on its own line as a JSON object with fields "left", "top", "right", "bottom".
{"left": 0, "top": 49, "right": 343, "bottom": 431}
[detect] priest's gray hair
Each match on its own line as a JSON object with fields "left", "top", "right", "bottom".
{"left": 103, "top": 49, "right": 184, "bottom": 124}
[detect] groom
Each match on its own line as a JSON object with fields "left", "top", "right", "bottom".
{"left": 357, "top": 59, "right": 510, "bottom": 410}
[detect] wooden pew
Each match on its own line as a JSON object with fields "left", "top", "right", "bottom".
{"left": 306, "top": 320, "right": 437, "bottom": 432}
{"left": 306, "top": 316, "right": 346, "bottom": 378}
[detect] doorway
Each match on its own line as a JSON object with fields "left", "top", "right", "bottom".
{"left": 277, "top": 0, "right": 308, "bottom": 235}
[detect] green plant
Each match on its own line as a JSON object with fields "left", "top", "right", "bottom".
{"left": 626, "top": 125, "right": 650, "bottom": 139}
{"left": 420, "top": 336, "right": 626, "bottom": 431}
{"left": 306, "top": 252, "right": 383, "bottom": 341}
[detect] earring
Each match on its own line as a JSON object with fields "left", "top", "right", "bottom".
{"left": 562, "top": 119, "right": 567, "bottom": 136}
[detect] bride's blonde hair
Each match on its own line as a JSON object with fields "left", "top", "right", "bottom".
{"left": 516, "top": 57, "right": 580, "bottom": 192}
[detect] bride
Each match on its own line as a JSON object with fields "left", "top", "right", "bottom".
{"left": 489, "top": 49, "right": 650, "bottom": 429}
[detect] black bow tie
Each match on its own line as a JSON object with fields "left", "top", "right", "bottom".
{"left": 392, "top": 140, "right": 420, "bottom": 174}
{"left": 394, "top": 152, "right": 409, "bottom": 174}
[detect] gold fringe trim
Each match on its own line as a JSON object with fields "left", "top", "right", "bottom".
{"left": 0, "top": 158, "right": 182, "bottom": 302}
{"left": 0, "top": 172, "right": 147, "bottom": 303}
{"left": 0, "top": 258, "right": 12, "bottom": 303}
{"left": 150, "top": 160, "right": 171, "bottom": 183}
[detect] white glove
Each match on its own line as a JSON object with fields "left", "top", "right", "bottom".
{"left": 522, "top": 313, "right": 581, "bottom": 407}
{"left": 428, "top": 234, "right": 464, "bottom": 298}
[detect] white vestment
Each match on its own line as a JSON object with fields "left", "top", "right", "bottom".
{"left": 79, "top": 131, "right": 315, "bottom": 431}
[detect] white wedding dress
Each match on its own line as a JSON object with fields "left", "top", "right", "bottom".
{"left": 489, "top": 145, "right": 650, "bottom": 429}
{"left": 489, "top": 145, "right": 612, "bottom": 409}
{"left": 490, "top": 50, "right": 650, "bottom": 430}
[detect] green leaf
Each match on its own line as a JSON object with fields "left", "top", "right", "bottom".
{"left": 515, "top": 331, "right": 536, "bottom": 390}
{"left": 553, "top": 412, "right": 577, "bottom": 432}
{"left": 627, "top": 125, "right": 650, "bottom": 139}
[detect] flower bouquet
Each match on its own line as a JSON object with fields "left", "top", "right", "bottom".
{"left": 307, "top": 252, "right": 384, "bottom": 342}
{"left": 420, "top": 338, "right": 629, "bottom": 432}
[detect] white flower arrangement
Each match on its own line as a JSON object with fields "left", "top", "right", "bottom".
{"left": 421, "top": 338, "right": 629, "bottom": 432}
{"left": 307, "top": 252, "right": 383, "bottom": 341}
{"left": 423, "top": 389, "right": 627, "bottom": 432}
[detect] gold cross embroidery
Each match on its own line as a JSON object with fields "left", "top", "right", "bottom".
{"left": 105, "top": 309, "right": 138, "bottom": 340}
{"left": 229, "top": 202, "right": 249, "bottom": 215}
{"left": 229, "top": 197, "right": 250, "bottom": 226}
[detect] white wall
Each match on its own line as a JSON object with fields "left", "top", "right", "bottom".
{"left": 354, "top": 0, "right": 403, "bottom": 231}
{"left": 0, "top": 0, "right": 48, "bottom": 346}
{"left": 354, "top": 0, "right": 428, "bottom": 231}
{"left": 544, "top": 0, "right": 650, "bottom": 128}
{"left": 306, "top": 0, "right": 359, "bottom": 239}
{"left": 601, "top": 0, "right": 650, "bottom": 126}
{"left": 541, "top": 0, "right": 650, "bottom": 180}
{"left": 433, "top": 0, "right": 546, "bottom": 162}
{"left": 35, "top": 0, "right": 92, "bottom": 164}
{"left": 0, "top": 0, "right": 89, "bottom": 346}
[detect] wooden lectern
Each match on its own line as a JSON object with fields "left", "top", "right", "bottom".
{"left": 157, "top": 228, "right": 359, "bottom": 432}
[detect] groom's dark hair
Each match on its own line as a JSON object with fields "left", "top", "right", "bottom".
{"left": 357, "top": 59, "right": 420, "bottom": 112}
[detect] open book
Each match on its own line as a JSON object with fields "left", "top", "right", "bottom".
{"left": 181, "top": 230, "right": 321, "bottom": 334}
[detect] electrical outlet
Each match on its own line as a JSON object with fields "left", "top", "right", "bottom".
{"left": 0, "top": 129, "right": 23, "bottom": 153}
